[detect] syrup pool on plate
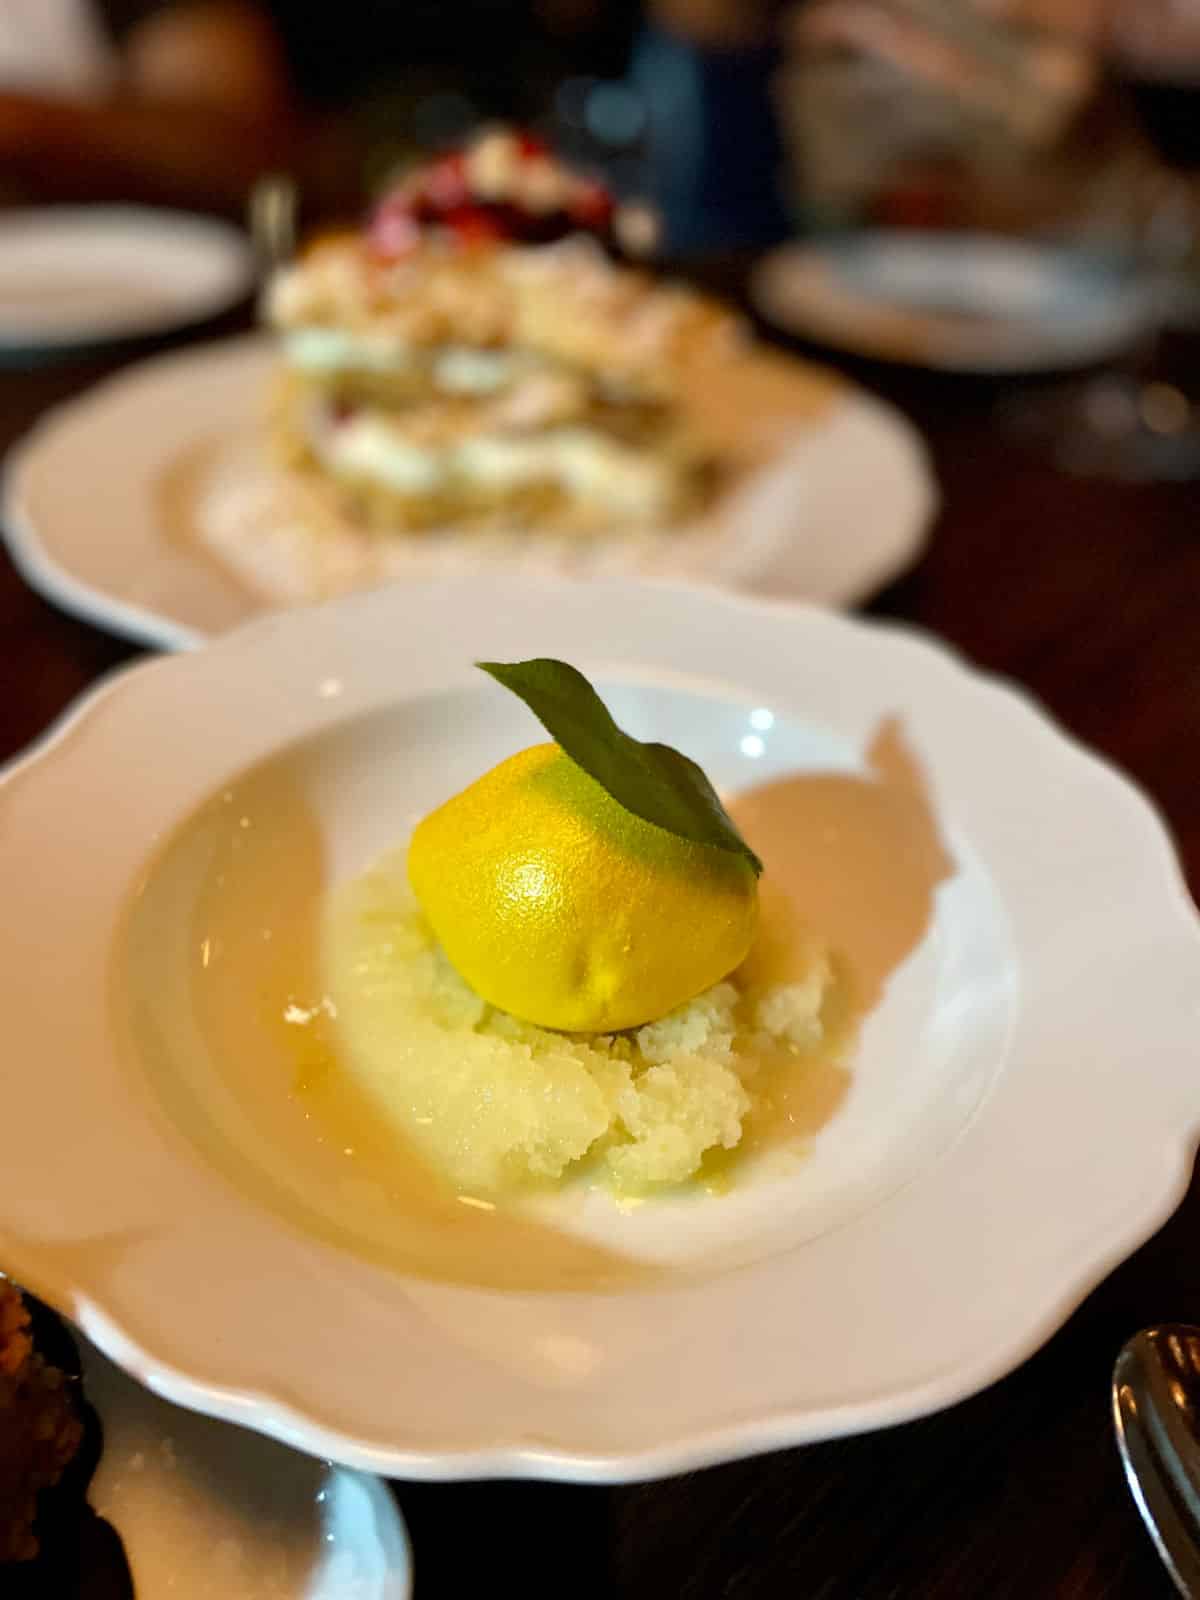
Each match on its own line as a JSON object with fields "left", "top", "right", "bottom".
{"left": 114, "top": 691, "right": 1008, "bottom": 1294}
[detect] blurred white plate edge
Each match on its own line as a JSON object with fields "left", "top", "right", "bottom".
{"left": 0, "top": 207, "right": 256, "bottom": 353}
{"left": 752, "top": 232, "right": 1157, "bottom": 374}
{"left": 0, "top": 333, "right": 936, "bottom": 650}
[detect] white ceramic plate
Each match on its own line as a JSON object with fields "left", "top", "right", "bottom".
{"left": 1, "top": 575, "right": 1197, "bottom": 1483}
{"left": 78, "top": 1331, "right": 412, "bottom": 1598}
{"left": 1, "top": 335, "right": 935, "bottom": 649}
{"left": 0, "top": 208, "right": 256, "bottom": 354}
{"left": 752, "top": 232, "right": 1155, "bottom": 374}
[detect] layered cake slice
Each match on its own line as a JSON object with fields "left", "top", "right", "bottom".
{"left": 263, "top": 128, "right": 742, "bottom": 536}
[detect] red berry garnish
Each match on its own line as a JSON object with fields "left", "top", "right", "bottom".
{"left": 516, "top": 131, "right": 549, "bottom": 160}
{"left": 367, "top": 206, "right": 421, "bottom": 259}
{"left": 445, "top": 206, "right": 507, "bottom": 247}
{"left": 424, "top": 152, "right": 469, "bottom": 214}
{"left": 569, "top": 181, "right": 614, "bottom": 230}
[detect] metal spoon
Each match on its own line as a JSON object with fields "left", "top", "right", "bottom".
{"left": 1113, "top": 1325, "right": 1200, "bottom": 1597}
{"left": 248, "top": 172, "right": 298, "bottom": 276}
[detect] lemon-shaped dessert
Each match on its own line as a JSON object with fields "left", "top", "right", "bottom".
{"left": 408, "top": 741, "right": 758, "bottom": 1033}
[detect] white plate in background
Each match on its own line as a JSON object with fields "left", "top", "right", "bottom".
{"left": 1, "top": 575, "right": 1197, "bottom": 1483}
{"left": 79, "top": 1335, "right": 413, "bottom": 1600}
{"left": 1, "top": 334, "right": 935, "bottom": 649}
{"left": 752, "top": 232, "right": 1156, "bottom": 374}
{"left": 0, "top": 208, "right": 256, "bottom": 354}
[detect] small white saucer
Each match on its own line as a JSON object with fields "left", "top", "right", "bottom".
{"left": 752, "top": 231, "right": 1155, "bottom": 374}
{"left": 80, "top": 1332, "right": 412, "bottom": 1598}
{"left": 0, "top": 207, "right": 256, "bottom": 355}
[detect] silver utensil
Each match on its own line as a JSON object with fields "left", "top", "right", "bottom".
{"left": 1113, "top": 1324, "right": 1200, "bottom": 1597}
{"left": 248, "top": 172, "right": 298, "bottom": 276}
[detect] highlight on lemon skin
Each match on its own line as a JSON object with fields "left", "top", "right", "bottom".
{"left": 407, "top": 740, "right": 758, "bottom": 1033}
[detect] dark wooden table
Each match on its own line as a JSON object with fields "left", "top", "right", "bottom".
{"left": 3, "top": 324, "right": 1197, "bottom": 1599}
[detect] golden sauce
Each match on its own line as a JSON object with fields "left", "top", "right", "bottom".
{"left": 684, "top": 348, "right": 840, "bottom": 468}
{"left": 732, "top": 720, "right": 953, "bottom": 1012}
{"left": 117, "top": 720, "right": 951, "bottom": 1292}
{"left": 156, "top": 433, "right": 228, "bottom": 556}
{"left": 148, "top": 767, "right": 653, "bottom": 1292}
{"left": 725, "top": 719, "right": 953, "bottom": 1168}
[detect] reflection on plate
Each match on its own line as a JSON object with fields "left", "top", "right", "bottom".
{"left": 0, "top": 576, "right": 1197, "bottom": 1482}
{"left": 0, "top": 208, "right": 256, "bottom": 356}
{"left": 752, "top": 232, "right": 1156, "bottom": 374}
{"left": 1, "top": 335, "right": 935, "bottom": 650}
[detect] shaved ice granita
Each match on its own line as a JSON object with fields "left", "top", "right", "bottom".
{"left": 324, "top": 660, "right": 847, "bottom": 1197}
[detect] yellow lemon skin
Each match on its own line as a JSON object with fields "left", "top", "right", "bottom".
{"left": 407, "top": 742, "right": 758, "bottom": 1033}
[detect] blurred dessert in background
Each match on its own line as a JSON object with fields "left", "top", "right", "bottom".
{"left": 263, "top": 126, "right": 744, "bottom": 537}
{"left": 777, "top": 0, "right": 1116, "bottom": 236}
{"left": 0, "top": 1279, "right": 82, "bottom": 1564}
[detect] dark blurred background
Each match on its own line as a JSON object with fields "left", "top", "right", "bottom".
{"left": 0, "top": 0, "right": 1151, "bottom": 242}
{"left": 4, "top": 0, "right": 1199, "bottom": 472}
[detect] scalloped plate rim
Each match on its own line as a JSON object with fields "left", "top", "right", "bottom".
{"left": 1, "top": 575, "right": 1197, "bottom": 1483}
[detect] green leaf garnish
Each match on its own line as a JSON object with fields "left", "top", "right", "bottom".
{"left": 477, "top": 658, "right": 763, "bottom": 875}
